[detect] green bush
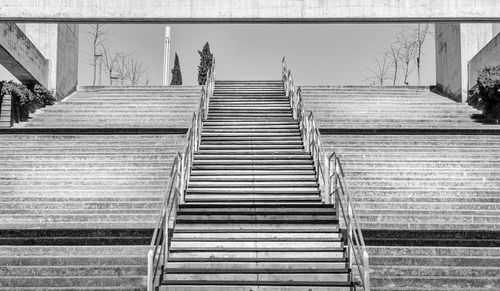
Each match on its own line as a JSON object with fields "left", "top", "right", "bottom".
{"left": 32, "top": 84, "right": 56, "bottom": 107}
{"left": 0, "top": 81, "right": 55, "bottom": 122}
{"left": 468, "top": 66, "right": 500, "bottom": 119}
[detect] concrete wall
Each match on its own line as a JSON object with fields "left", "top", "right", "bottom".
{"left": 469, "top": 32, "right": 500, "bottom": 89}
{"left": 435, "top": 23, "right": 493, "bottom": 102}
{"left": 56, "top": 24, "right": 79, "bottom": 99}
{"left": 0, "top": 23, "right": 49, "bottom": 87}
{"left": 0, "top": 0, "right": 500, "bottom": 22}
{"left": 19, "top": 24, "right": 79, "bottom": 100}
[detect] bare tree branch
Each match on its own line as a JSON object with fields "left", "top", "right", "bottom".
{"left": 413, "top": 24, "right": 434, "bottom": 85}
{"left": 367, "top": 51, "right": 393, "bottom": 86}
{"left": 397, "top": 31, "right": 418, "bottom": 86}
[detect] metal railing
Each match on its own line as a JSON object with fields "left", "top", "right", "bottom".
{"left": 146, "top": 57, "right": 215, "bottom": 291}
{"left": 282, "top": 57, "right": 370, "bottom": 290}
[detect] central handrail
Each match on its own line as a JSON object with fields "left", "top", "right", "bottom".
{"left": 282, "top": 57, "right": 370, "bottom": 290}
{"left": 146, "top": 57, "right": 215, "bottom": 291}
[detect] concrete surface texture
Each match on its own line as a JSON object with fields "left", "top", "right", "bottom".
{"left": 435, "top": 23, "right": 493, "bottom": 102}
{"left": 22, "top": 86, "right": 201, "bottom": 128}
{"left": 300, "top": 86, "right": 498, "bottom": 129}
{"left": 469, "top": 32, "right": 500, "bottom": 89}
{"left": 17, "top": 23, "right": 79, "bottom": 100}
{"left": 0, "top": 23, "right": 49, "bottom": 87}
{"left": 0, "top": 0, "right": 500, "bottom": 22}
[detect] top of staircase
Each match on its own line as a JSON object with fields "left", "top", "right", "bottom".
{"left": 300, "top": 86, "right": 500, "bottom": 132}
{"left": 21, "top": 86, "right": 202, "bottom": 129}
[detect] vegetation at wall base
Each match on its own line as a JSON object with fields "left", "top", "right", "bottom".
{"left": 197, "top": 42, "right": 213, "bottom": 85}
{"left": 0, "top": 81, "right": 55, "bottom": 123}
{"left": 468, "top": 66, "right": 500, "bottom": 120}
{"left": 171, "top": 53, "right": 183, "bottom": 86}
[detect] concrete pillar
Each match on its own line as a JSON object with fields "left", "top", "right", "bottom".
{"left": 435, "top": 23, "right": 493, "bottom": 102}
{"left": 19, "top": 24, "right": 79, "bottom": 100}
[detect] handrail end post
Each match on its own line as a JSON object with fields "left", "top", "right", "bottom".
{"left": 146, "top": 249, "right": 154, "bottom": 291}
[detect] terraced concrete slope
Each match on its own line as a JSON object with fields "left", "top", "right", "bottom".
{"left": 22, "top": 86, "right": 201, "bottom": 128}
{"left": 0, "top": 246, "right": 148, "bottom": 290}
{"left": 0, "top": 134, "right": 184, "bottom": 229}
{"left": 315, "top": 86, "right": 500, "bottom": 290}
{"left": 324, "top": 134, "right": 500, "bottom": 232}
{"left": 0, "top": 86, "right": 196, "bottom": 290}
{"left": 301, "top": 86, "right": 498, "bottom": 130}
{"left": 367, "top": 246, "right": 500, "bottom": 290}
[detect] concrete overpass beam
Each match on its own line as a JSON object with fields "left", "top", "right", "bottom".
{"left": 435, "top": 23, "right": 493, "bottom": 102}
{"left": 0, "top": 23, "right": 49, "bottom": 88}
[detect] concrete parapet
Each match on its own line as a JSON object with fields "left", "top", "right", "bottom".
{"left": 468, "top": 32, "right": 500, "bottom": 89}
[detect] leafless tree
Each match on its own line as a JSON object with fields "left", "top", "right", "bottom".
{"left": 397, "top": 31, "right": 418, "bottom": 85}
{"left": 125, "top": 57, "right": 146, "bottom": 85}
{"left": 101, "top": 46, "right": 124, "bottom": 86}
{"left": 413, "top": 24, "right": 433, "bottom": 85}
{"left": 85, "top": 24, "right": 108, "bottom": 86}
{"left": 367, "top": 51, "right": 393, "bottom": 86}
{"left": 101, "top": 46, "right": 146, "bottom": 86}
{"left": 388, "top": 44, "right": 402, "bottom": 86}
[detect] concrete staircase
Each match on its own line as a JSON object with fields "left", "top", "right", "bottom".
{"left": 311, "top": 86, "right": 500, "bottom": 290}
{"left": 22, "top": 86, "right": 201, "bottom": 128}
{"left": 0, "top": 87, "right": 202, "bottom": 289}
{"left": 368, "top": 246, "right": 500, "bottom": 290}
{"left": 300, "top": 86, "right": 499, "bottom": 130}
{"left": 161, "top": 80, "right": 353, "bottom": 290}
{"left": 0, "top": 246, "right": 148, "bottom": 290}
{"left": 0, "top": 134, "right": 184, "bottom": 229}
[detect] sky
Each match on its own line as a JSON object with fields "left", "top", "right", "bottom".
{"left": 7, "top": 23, "right": 500, "bottom": 87}
{"left": 77, "top": 23, "right": 436, "bottom": 86}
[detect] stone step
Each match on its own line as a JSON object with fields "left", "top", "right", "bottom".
{"left": 190, "top": 170, "right": 315, "bottom": 175}
{"left": 161, "top": 286, "right": 350, "bottom": 291}
{"left": 188, "top": 175, "right": 316, "bottom": 181}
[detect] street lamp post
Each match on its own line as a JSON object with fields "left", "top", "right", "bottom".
{"left": 163, "top": 26, "right": 171, "bottom": 86}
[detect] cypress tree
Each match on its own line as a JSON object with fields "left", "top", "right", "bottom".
{"left": 197, "top": 42, "right": 213, "bottom": 85}
{"left": 170, "top": 53, "right": 182, "bottom": 86}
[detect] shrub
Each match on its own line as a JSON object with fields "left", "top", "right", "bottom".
{"left": 0, "top": 81, "right": 34, "bottom": 106}
{"left": 0, "top": 81, "right": 55, "bottom": 122}
{"left": 32, "top": 84, "right": 56, "bottom": 107}
{"left": 468, "top": 66, "right": 500, "bottom": 119}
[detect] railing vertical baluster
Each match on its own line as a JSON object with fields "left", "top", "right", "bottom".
{"left": 147, "top": 249, "right": 154, "bottom": 291}
{"left": 163, "top": 210, "right": 169, "bottom": 266}
{"left": 363, "top": 250, "right": 370, "bottom": 290}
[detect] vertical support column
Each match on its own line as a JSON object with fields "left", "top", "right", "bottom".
{"left": 435, "top": 23, "right": 493, "bottom": 102}
{"left": 20, "top": 23, "right": 79, "bottom": 100}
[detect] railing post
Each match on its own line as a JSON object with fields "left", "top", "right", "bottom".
{"left": 147, "top": 249, "right": 154, "bottom": 291}
{"left": 163, "top": 208, "right": 169, "bottom": 267}
{"left": 347, "top": 203, "right": 353, "bottom": 271}
{"left": 363, "top": 250, "right": 370, "bottom": 291}
{"left": 323, "top": 154, "right": 329, "bottom": 203}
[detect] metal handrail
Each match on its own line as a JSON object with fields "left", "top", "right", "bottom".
{"left": 282, "top": 57, "right": 370, "bottom": 290}
{"left": 146, "top": 57, "right": 216, "bottom": 291}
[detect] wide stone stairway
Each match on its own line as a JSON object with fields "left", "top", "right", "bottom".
{"left": 0, "top": 87, "right": 199, "bottom": 290}
{"left": 161, "top": 80, "right": 353, "bottom": 290}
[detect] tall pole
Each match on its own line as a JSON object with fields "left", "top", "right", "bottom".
{"left": 163, "top": 26, "right": 171, "bottom": 86}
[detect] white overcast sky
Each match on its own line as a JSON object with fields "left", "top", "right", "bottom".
{"left": 2, "top": 24, "right": 500, "bottom": 86}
